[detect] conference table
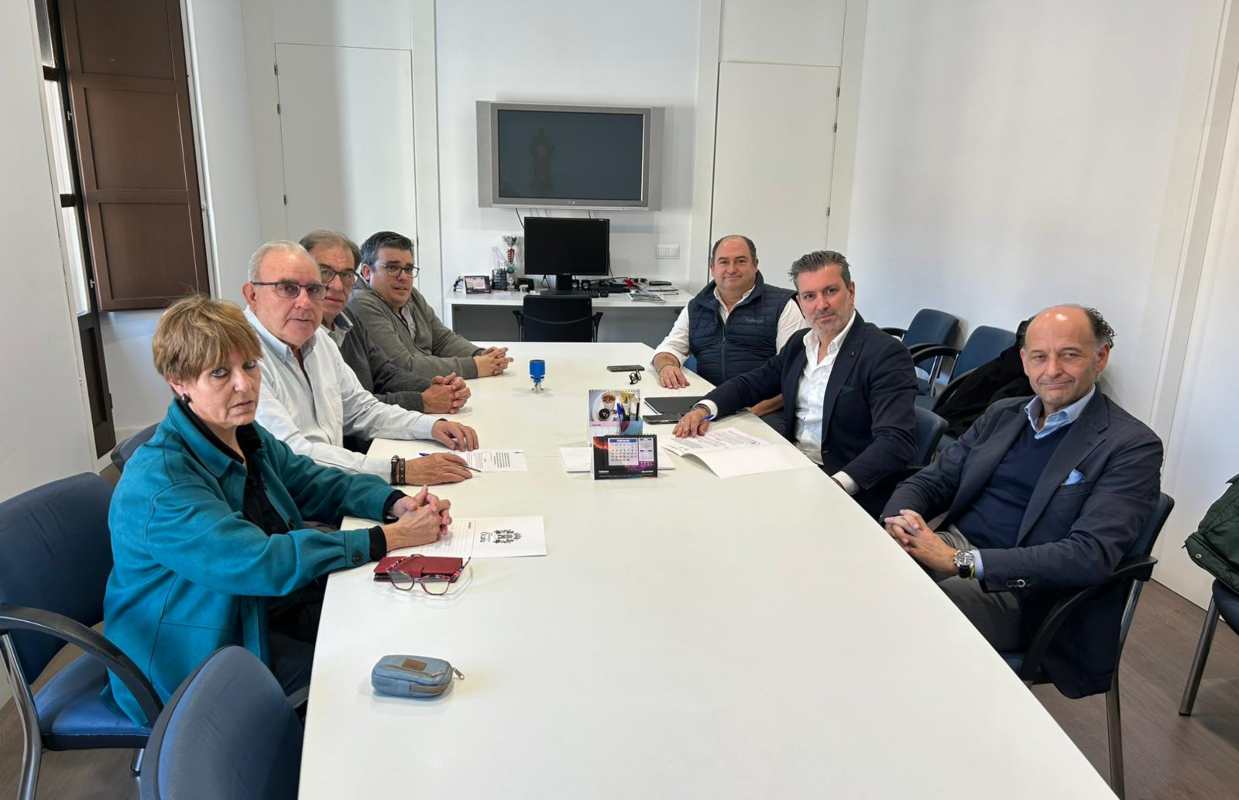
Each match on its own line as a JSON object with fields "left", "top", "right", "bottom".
{"left": 299, "top": 342, "right": 1114, "bottom": 798}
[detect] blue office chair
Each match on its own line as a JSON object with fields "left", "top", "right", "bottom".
{"left": 1002, "top": 492, "right": 1174, "bottom": 800}
{"left": 882, "top": 308, "right": 960, "bottom": 351}
{"left": 883, "top": 309, "right": 961, "bottom": 393}
{"left": 0, "top": 473, "right": 161, "bottom": 800}
{"left": 110, "top": 423, "right": 157, "bottom": 474}
{"left": 1179, "top": 579, "right": 1239, "bottom": 716}
{"left": 912, "top": 325, "right": 1017, "bottom": 406}
{"left": 140, "top": 646, "right": 303, "bottom": 800}
{"left": 512, "top": 295, "right": 603, "bottom": 342}
{"left": 912, "top": 406, "right": 948, "bottom": 468}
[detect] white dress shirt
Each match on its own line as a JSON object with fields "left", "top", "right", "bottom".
{"left": 793, "top": 311, "right": 858, "bottom": 493}
{"left": 653, "top": 286, "right": 806, "bottom": 366}
{"left": 246, "top": 307, "right": 438, "bottom": 480}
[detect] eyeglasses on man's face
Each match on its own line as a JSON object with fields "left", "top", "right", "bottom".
{"left": 251, "top": 279, "right": 327, "bottom": 301}
{"left": 376, "top": 261, "right": 419, "bottom": 278}
{"left": 319, "top": 267, "right": 359, "bottom": 287}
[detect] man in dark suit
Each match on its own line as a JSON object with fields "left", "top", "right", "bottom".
{"left": 883, "top": 305, "right": 1163, "bottom": 698}
{"left": 675, "top": 250, "right": 917, "bottom": 515}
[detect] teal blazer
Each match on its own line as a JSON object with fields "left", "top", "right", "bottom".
{"left": 104, "top": 399, "right": 393, "bottom": 724}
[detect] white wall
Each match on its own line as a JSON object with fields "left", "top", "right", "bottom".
{"left": 1154, "top": 72, "right": 1239, "bottom": 607}
{"left": 435, "top": 0, "right": 704, "bottom": 321}
{"left": 2, "top": 0, "right": 98, "bottom": 708}
{"left": 0, "top": 4, "right": 95, "bottom": 494}
{"left": 847, "top": 0, "right": 1224, "bottom": 422}
{"left": 185, "top": 0, "right": 262, "bottom": 301}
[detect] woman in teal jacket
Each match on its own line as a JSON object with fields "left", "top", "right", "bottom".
{"left": 104, "top": 295, "right": 451, "bottom": 724}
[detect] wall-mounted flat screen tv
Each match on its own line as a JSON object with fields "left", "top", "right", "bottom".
{"left": 477, "top": 101, "right": 661, "bottom": 210}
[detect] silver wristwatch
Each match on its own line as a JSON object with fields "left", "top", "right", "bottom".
{"left": 953, "top": 549, "right": 977, "bottom": 579}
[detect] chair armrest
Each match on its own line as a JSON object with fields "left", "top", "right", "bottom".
{"left": 1016, "top": 556, "right": 1158, "bottom": 682}
{"left": 881, "top": 326, "right": 906, "bottom": 338}
{"left": 0, "top": 603, "right": 162, "bottom": 726}
{"left": 907, "top": 344, "right": 960, "bottom": 362}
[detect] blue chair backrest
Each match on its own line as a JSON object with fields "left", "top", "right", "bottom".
{"left": 0, "top": 473, "right": 113, "bottom": 682}
{"left": 142, "top": 646, "right": 303, "bottom": 800}
{"left": 913, "top": 406, "right": 948, "bottom": 465}
{"left": 902, "top": 309, "right": 960, "bottom": 351}
{"left": 111, "top": 423, "right": 158, "bottom": 474}
{"left": 954, "top": 326, "right": 1017, "bottom": 378}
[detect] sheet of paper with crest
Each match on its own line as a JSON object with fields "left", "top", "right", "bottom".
{"left": 341, "top": 515, "right": 547, "bottom": 558}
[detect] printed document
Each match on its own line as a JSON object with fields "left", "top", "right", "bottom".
{"left": 342, "top": 515, "right": 546, "bottom": 559}
{"left": 661, "top": 428, "right": 808, "bottom": 478}
{"left": 463, "top": 449, "right": 528, "bottom": 472}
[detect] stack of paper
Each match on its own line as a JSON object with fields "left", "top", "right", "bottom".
{"left": 660, "top": 428, "right": 809, "bottom": 478}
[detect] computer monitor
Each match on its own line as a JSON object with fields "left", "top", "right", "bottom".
{"left": 523, "top": 217, "right": 609, "bottom": 290}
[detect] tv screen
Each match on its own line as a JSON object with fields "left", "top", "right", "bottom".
{"left": 523, "top": 217, "right": 610, "bottom": 277}
{"left": 478, "top": 102, "right": 660, "bottom": 209}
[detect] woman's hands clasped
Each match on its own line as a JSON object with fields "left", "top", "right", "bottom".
{"left": 383, "top": 487, "right": 453, "bottom": 550}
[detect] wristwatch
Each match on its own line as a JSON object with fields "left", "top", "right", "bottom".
{"left": 953, "top": 549, "right": 977, "bottom": 580}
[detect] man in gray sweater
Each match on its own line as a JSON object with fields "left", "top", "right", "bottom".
{"left": 301, "top": 229, "right": 469, "bottom": 415}
{"left": 348, "top": 230, "right": 514, "bottom": 379}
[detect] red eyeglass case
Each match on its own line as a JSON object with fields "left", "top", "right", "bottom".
{"left": 373, "top": 554, "right": 465, "bottom": 581}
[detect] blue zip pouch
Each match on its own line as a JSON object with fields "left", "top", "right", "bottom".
{"left": 371, "top": 655, "right": 464, "bottom": 698}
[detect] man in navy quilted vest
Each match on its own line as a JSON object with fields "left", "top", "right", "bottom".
{"left": 652, "top": 235, "right": 805, "bottom": 424}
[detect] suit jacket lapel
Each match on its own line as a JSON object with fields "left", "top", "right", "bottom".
{"left": 948, "top": 405, "right": 1026, "bottom": 519}
{"left": 1017, "top": 393, "right": 1108, "bottom": 542}
{"left": 819, "top": 315, "right": 866, "bottom": 428}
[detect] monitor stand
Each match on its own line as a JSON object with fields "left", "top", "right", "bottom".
{"left": 551, "top": 273, "right": 575, "bottom": 291}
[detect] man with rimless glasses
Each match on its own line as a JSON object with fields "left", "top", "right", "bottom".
{"left": 348, "top": 230, "right": 514, "bottom": 379}
{"left": 242, "top": 240, "right": 479, "bottom": 486}
{"left": 300, "top": 229, "right": 470, "bottom": 417}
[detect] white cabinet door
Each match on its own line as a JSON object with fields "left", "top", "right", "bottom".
{"left": 275, "top": 43, "right": 417, "bottom": 243}
{"left": 721, "top": 0, "right": 847, "bottom": 67}
{"left": 711, "top": 62, "right": 838, "bottom": 289}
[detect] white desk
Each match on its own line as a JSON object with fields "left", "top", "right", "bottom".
{"left": 447, "top": 290, "right": 686, "bottom": 347}
{"left": 448, "top": 288, "right": 689, "bottom": 309}
{"left": 300, "top": 343, "right": 1113, "bottom": 799}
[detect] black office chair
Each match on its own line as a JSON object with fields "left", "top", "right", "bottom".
{"left": 1002, "top": 492, "right": 1174, "bottom": 799}
{"left": 912, "top": 325, "right": 1017, "bottom": 406}
{"left": 1179, "top": 579, "right": 1239, "bottom": 716}
{"left": 110, "top": 423, "right": 158, "bottom": 473}
{"left": 0, "top": 473, "right": 162, "bottom": 800}
{"left": 512, "top": 295, "right": 603, "bottom": 342}
{"left": 140, "top": 646, "right": 303, "bottom": 800}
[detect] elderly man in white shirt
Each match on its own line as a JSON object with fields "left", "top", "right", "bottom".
{"left": 242, "top": 240, "right": 478, "bottom": 486}
{"left": 651, "top": 235, "right": 804, "bottom": 423}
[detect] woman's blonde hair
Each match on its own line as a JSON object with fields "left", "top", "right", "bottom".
{"left": 152, "top": 295, "right": 262, "bottom": 382}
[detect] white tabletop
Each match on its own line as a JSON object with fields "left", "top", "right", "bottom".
{"left": 448, "top": 289, "right": 689, "bottom": 309}
{"left": 299, "top": 342, "right": 1112, "bottom": 799}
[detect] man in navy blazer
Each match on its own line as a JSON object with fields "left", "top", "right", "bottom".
{"left": 675, "top": 250, "right": 917, "bottom": 515}
{"left": 883, "top": 305, "right": 1163, "bottom": 698}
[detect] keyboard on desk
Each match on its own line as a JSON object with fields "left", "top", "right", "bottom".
{"left": 539, "top": 289, "right": 625, "bottom": 298}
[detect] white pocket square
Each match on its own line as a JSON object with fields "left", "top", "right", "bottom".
{"left": 1062, "top": 469, "right": 1085, "bottom": 486}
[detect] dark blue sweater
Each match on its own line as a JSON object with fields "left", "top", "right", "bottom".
{"left": 955, "top": 422, "right": 1068, "bottom": 549}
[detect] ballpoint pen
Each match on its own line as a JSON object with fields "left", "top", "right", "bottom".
{"left": 418, "top": 452, "right": 481, "bottom": 472}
